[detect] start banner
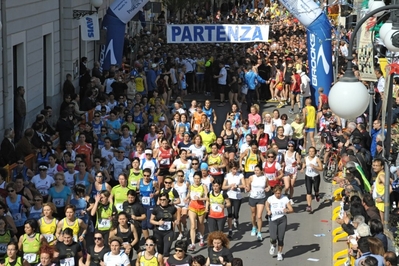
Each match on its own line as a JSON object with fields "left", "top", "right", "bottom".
{"left": 167, "top": 24, "right": 269, "bottom": 43}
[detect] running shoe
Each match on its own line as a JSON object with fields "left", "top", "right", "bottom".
{"left": 218, "top": 102, "right": 225, "bottom": 107}
{"left": 289, "top": 109, "right": 295, "bottom": 114}
{"left": 177, "top": 233, "right": 183, "bottom": 241}
{"left": 257, "top": 232, "right": 262, "bottom": 241}
{"left": 306, "top": 206, "right": 312, "bottom": 212}
{"left": 277, "top": 102, "right": 284, "bottom": 108}
{"left": 316, "top": 195, "right": 320, "bottom": 202}
{"left": 289, "top": 199, "right": 294, "bottom": 205}
{"left": 277, "top": 253, "right": 283, "bottom": 261}
{"left": 228, "top": 230, "right": 233, "bottom": 239}
{"left": 269, "top": 245, "right": 276, "bottom": 255}
{"left": 188, "top": 244, "right": 196, "bottom": 251}
{"left": 199, "top": 238, "right": 205, "bottom": 247}
{"left": 196, "top": 232, "right": 201, "bottom": 240}
{"left": 251, "top": 227, "right": 257, "bottom": 236}
{"left": 233, "top": 219, "right": 238, "bottom": 229}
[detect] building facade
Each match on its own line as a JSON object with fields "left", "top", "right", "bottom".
{"left": 0, "top": 0, "right": 113, "bottom": 137}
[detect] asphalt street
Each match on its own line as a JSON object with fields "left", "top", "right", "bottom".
{"left": 177, "top": 93, "right": 334, "bottom": 265}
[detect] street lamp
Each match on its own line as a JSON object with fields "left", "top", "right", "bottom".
{"left": 73, "top": 0, "right": 103, "bottom": 19}
{"left": 328, "top": 3, "right": 399, "bottom": 120}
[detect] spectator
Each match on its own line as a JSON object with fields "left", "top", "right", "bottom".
{"left": 14, "top": 86, "right": 27, "bottom": 142}
{"left": 369, "top": 219, "right": 387, "bottom": 252}
{"left": 55, "top": 111, "right": 75, "bottom": 150}
{"left": 15, "top": 128, "right": 36, "bottom": 158}
{"left": 362, "top": 193, "right": 381, "bottom": 222}
{"left": 0, "top": 128, "right": 17, "bottom": 165}
{"left": 384, "top": 251, "right": 397, "bottom": 266}
{"left": 62, "top": 74, "right": 75, "bottom": 97}
{"left": 354, "top": 237, "right": 384, "bottom": 266}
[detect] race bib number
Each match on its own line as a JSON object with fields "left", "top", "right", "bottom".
{"left": 75, "top": 210, "right": 84, "bottom": 218}
{"left": 60, "top": 257, "right": 75, "bottom": 266}
{"left": 12, "top": 213, "right": 22, "bottom": 221}
{"left": 159, "top": 221, "right": 172, "bottom": 231}
{"left": 39, "top": 189, "right": 48, "bottom": 196}
{"left": 23, "top": 253, "right": 37, "bottom": 263}
{"left": 43, "top": 234, "right": 54, "bottom": 243}
{"left": 131, "top": 181, "right": 138, "bottom": 187}
{"left": 194, "top": 124, "right": 200, "bottom": 131}
{"left": 98, "top": 218, "right": 111, "bottom": 229}
{"left": 73, "top": 235, "right": 78, "bottom": 242}
{"left": 259, "top": 146, "right": 267, "bottom": 153}
{"left": 211, "top": 203, "right": 223, "bottom": 213}
{"left": 285, "top": 166, "right": 295, "bottom": 174}
{"left": 227, "top": 190, "right": 238, "bottom": 200}
{"left": 160, "top": 158, "right": 170, "bottom": 165}
{"left": 0, "top": 243, "right": 6, "bottom": 253}
{"left": 249, "top": 164, "right": 256, "bottom": 171}
{"left": 190, "top": 192, "right": 200, "bottom": 200}
{"left": 250, "top": 125, "right": 257, "bottom": 131}
{"left": 116, "top": 203, "right": 123, "bottom": 211}
{"left": 53, "top": 198, "right": 65, "bottom": 207}
{"left": 272, "top": 208, "right": 285, "bottom": 216}
{"left": 210, "top": 167, "right": 218, "bottom": 174}
{"left": 142, "top": 196, "right": 151, "bottom": 205}
{"left": 265, "top": 174, "right": 275, "bottom": 180}
{"left": 254, "top": 189, "right": 264, "bottom": 197}
{"left": 224, "top": 139, "right": 233, "bottom": 146}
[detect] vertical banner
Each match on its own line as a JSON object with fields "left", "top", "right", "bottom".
{"left": 99, "top": 0, "right": 150, "bottom": 72}
{"left": 99, "top": 13, "right": 126, "bottom": 72}
{"left": 357, "top": 18, "right": 377, "bottom": 81}
{"left": 278, "top": 0, "right": 333, "bottom": 106}
{"left": 109, "top": 0, "right": 148, "bottom": 23}
{"left": 80, "top": 14, "right": 100, "bottom": 41}
{"left": 307, "top": 14, "right": 333, "bottom": 105}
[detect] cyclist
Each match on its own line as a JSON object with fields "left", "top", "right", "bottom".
{"left": 321, "top": 117, "right": 342, "bottom": 166}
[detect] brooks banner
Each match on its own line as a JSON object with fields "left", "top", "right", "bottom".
{"left": 167, "top": 24, "right": 270, "bottom": 43}
{"left": 100, "top": 0, "right": 150, "bottom": 72}
{"left": 80, "top": 14, "right": 100, "bottom": 41}
{"left": 110, "top": 0, "right": 148, "bottom": 24}
{"left": 278, "top": 0, "right": 333, "bottom": 106}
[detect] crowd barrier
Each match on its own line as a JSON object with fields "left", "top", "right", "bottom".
{"left": 332, "top": 186, "right": 355, "bottom": 266}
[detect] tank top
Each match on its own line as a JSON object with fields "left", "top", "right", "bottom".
{"left": 145, "top": 133, "right": 157, "bottom": 148}
{"left": 192, "top": 112, "right": 202, "bottom": 132}
{"left": 224, "top": 130, "right": 236, "bottom": 148}
{"left": 305, "top": 105, "right": 316, "bottom": 128}
{"left": 28, "top": 206, "right": 42, "bottom": 220}
{"left": 74, "top": 172, "right": 90, "bottom": 187}
{"left": 189, "top": 184, "right": 205, "bottom": 209}
{"left": 13, "top": 166, "right": 29, "bottom": 183}
{"left": 139, "top": 179, "right": 155, "bottom": 206}
{"left": 180, "top": 74, "right": 187, "bottom": 90}
{"left": 208, "top": 192, "right": 226, "bottom": 219}
{"left": 208, "top": 154, "right": 223, "bottom": 176}
{"left": 4, "top": 257, "right": 23, "bottom": 266}
{"left": 0, "top": 231, "right": 12, "bottom": 257}
{"left": 116, "top": 225, "right": 134, "bottom": 245}
{"left": 128, "top": 170, "right": 143, "bottom": 190}
{"left": 91, "top": 182, "right": 106, "bottom": 199}
{"left": 202, "top": 107, "right": 213, "bottom": 122}
{"left": 70, "top": 197, "right": 89, "bottom": 224}
{"left": 135, "top": 75, "right": 145, "bottom": 92}
{"left": 238, "top": 127, "right": 251, "bottom": 148}
{"left": 6, "top": 195, "right": 27, "bottom": 227}
{"left": 250, "top": 175, "right": 266, "bottom": 199}
{"left": 244, "top": 150, "right": 259, "bottom": 172}
{"left": 273, "top": 136, "right": 289, "bottom": 153}
{"left": 134, "top": 112, "right": 144, "bottom": 125}
{"left": 47, "top": 164, "right": 60, "bottom": 178}
{"left": 92, "top": 120, "right": 103, "bottom": 137}
{"left": 62, "top": 219, "right": 80, "bottom": 241}
{"left": 305, "top": 156, "right": 320, "bottom": 177}
{"left": 264, "top": 161, "right": 279, "bottom": 187}
{"left": 258, "top": 134, "right": 269, "bottom": 155}
{"left": 264, "top": 123, "right": 274, "bottom": 139}
{"left": 64, "top": 171, "right": 77, "bottom": 190}
{"left": 22, "top": 233, "right": 41, "bottom": 263}
{"left": 159, "top": 148, "right": 172, "bottom": 168}
{"left": 284, "top": 151, "right": 297, "bottom": 175}
{"left": 96, "top": 203, "right": 114, "bottom": 231}
{"left": 174, "top": 182, "right": 189, "bottom": 207}
{"left": 39, "top": 217, "right": 57, "bottom": 244}
{"left": 139, "top": 251, "right": 159, "bottom": 266}
{"left": 201, "top": 176, "right": 212, "bottom": 192}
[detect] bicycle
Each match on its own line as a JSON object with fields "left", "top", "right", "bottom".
{"left": 323, "top": 147, "right": 340, "bottom": 183}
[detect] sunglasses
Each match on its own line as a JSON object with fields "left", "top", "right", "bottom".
{"left": 94, "top": 115, "right": 100, "bottom": 118}
{"left": 177, "top": 175, "right": 184, "bottom": 177}
{"left": 159, "top": 198, "right": 168, "bottom": 201}
{"left": 96, "top": 175, "right": 103, "bottom": 178}
{"left": 267, "top": 156, "right": 275, "bottom": 158}
{"left": 288, "top": 145, "right": 294, "bottom": 147}
{"left": 7, "top": 190, "right": 14, "bottom": 193}
{"left": 145, "top": 243, "right": 155, "bottom": 246}
{"left": 192, "top": 163, "right": 199, "bottom": 165}
{"left": 164, "top": 182, "right": 172, "bottom": 184}
{"left": 118, "top": 151, "right": 124, "bottom": 153}
{"left": 94, "top": 237, "right": 103, "bottom": 240}
{"left": 175, "top": 249, "right": 184, "bottom": 253}
{"left": 39, "top": 169, "right": 47, "bottom": 171}
{"left": 143, "top": 174, "right": 150, "bottom": 177}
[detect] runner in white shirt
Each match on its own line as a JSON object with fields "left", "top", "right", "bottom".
{"left": 266, "top": 185, "right": 294, "bottom": 262}
{"left": 222, "top": 161, "right": 246, "bottom": 239}
{"left": 103, "top": 237, "right": 131, "bottom": 266}
{"left": 282, "top": 141, "right": 301, "bottom": 203}
{"left": 245, "top": 165, "right": 270, "bottom": 242}
{"left": 109, "top": 147, "right": 130, "bottom": 182}
{"left": 301, "top": 147, "right": 323, "bottom": 213}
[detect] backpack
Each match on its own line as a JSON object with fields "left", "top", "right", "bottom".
{"left": 157, "top": 76, "right": 167, "bottom": 94}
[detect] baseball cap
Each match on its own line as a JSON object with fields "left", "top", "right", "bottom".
{"left": 116, "top": 147, "right": 125, "bottom": 152}
{"left": 200, "top": 162, "right": 209, "bottom": 170}
{"left": 38, "top": 163, "right": 48, "bottom": 170}
{"left": 151, "top": 63, "right": 157, "bottom": 68}
{"left": 159, "top": 117, "right": 166, "bottom": 122}
{"left": 145, "top": 149, "right": 153, "bottom": 154}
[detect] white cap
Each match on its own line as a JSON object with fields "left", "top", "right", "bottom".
{"left": 145, "top": 149, "right": 153, "bottom": 154}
